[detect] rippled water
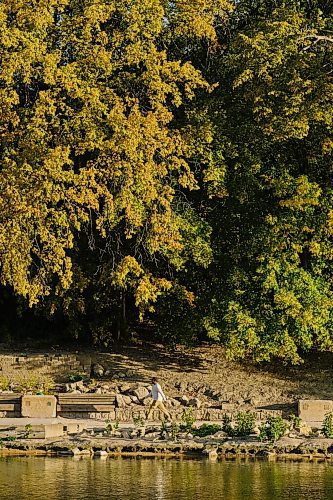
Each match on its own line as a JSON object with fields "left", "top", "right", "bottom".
{"left": 1, "top": 457, "right": 333, "bottom": 499}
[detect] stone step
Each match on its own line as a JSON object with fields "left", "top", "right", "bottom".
{"left": 58, "top": 394, "right": 115, "bottom": 404}
{"left": 0, "top": 404, "right": 17, "bottom": 411}
{"left": 57, "top": 404, "right": 115, "bottom": 412}
{"left": 0, "top": 394, "right": 22, "bottom": 403}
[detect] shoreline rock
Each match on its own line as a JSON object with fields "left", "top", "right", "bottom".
{"left": 1, "top": 436, "right": 333, "bottom": 460}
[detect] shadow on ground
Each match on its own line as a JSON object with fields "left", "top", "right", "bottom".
{"left": 94, "top": 341, "right": 208, "bottom": 381}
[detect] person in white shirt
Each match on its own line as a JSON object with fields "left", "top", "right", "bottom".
{"left": 146, "top": 377, "right": 171, "bottom": 421}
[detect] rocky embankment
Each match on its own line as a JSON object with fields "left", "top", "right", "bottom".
{"left": 2, "top": 434, "right": 333, "bottom": 460}
{"left": 61, "top": 362, "right": 294, "bottom": 421}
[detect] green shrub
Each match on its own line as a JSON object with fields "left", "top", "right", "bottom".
{"left": 105, "top": 418, "right": 120, "bottom": 436}
{"left": 193, "top": 423, "right": 222, "bottom": 437}
{"left": 259, "top": 416, "right": 287, "bottom": 442}
{"left": 105, "top": 419, "right": 113, "bottom": 435}
{"left": 0, "top": 376, "right": 10, "bottom": 392}
{"left": 222, "top": 414, "right": 233, "bottom": 435}
{"left": 289, "top": 413, "right": 302, "bottom": 429}
{"left": 15, "top": 374, "right": 54, "bottom": 394}
{"left": 133, "top": 415, "right": 145, "bottom": 427}
{"left": 68, "top": 373, "right": 85, "bottom": 383}
{"left": 170, "top": 422, "right": 180, "bottom": 440}
{"left": 322, "top": 412, "right": 333, "bottom": 438}
{"left": 24, "top": 424, "right": 32, "bottom": 439}
{"left": 181, "top": 407, "right": 195, "bottom": 432}
{"left": 234, "top": 411, "right": 255, "bottom": 436}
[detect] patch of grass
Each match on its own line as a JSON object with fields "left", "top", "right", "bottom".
{"left": 193, "top": 423, "right": 222, "bottom": 437}
{"left": 68, "top": 372, "right": 86, "bottom": 383}
{"left": 133, "top": 415, "right": 145, "bottom": 427}
{"left": 0, "top": 376, "right": 10, "bottom": 391}
{"left": 15, "top": 374, "right": 55, "bottom": 394}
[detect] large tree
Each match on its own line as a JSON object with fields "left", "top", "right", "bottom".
{"left": 185, "top": 2, "right": 333, "bottom": 363}
{"left": 1, "top": 0, "right": 333, "bottom": 363}
{"left": 0, "top": 0, "right": 231, "bottom": 339}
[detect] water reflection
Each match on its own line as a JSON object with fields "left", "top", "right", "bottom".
{"left": 0, "top": 456, "right": 333, "bottom": 500}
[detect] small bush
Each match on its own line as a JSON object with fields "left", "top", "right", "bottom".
{"left": 222, "top": 414, "right": 233, "bottom": 435}
{"left": 322, "top": 412, "right": 333, "bottom": 438}
{"left": 259, "top": 416, "right": 287, "bottom": 442}
{"left": 105, "top": 418, "right": 120, "bottom": 436}
{"left": 68, "top": 373, "right": 85, "bottom": 383}
{"left": 15, "top": 374, "right": 55, "bottom": 395}
{"left": 234, "top": 411, "right": 255, "bottom": 436}
{"left": 0, "top": 376, "right": 10, "bottom": 391}
{"left": 181, "top": 407, "right": 195, "bottom": 432}
{"left": 24, "top": 424, "right": 32, "bottom": 439}
{"left": 133, "top": 415, "right": 145, "bottom": 427}
{"left": 289, "top": 413, "right": 302, "bottom": 429}
{"left": 193, "top": 423, "right": 222, "bottom": 437}
{"left": 170, "top": 422, "right": 180, "bottom": 440}
{"left": 105, "top": 420, "right": 113, "bottom": 435}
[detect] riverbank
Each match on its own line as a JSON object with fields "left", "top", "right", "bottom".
{"left": 2, "top": 435, "right": 333, "bottom": 460}
{"left": 2, "top": 342, "right": 333, "bottom": 419}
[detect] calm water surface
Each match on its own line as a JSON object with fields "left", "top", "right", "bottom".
{"left": 1, "top": 457, "right": 333, "bottom": 499}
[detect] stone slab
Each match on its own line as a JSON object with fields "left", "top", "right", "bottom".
{"left": 21, "top": 395, "right": 57, "bottom": 418}
{"left": 298, "top": 399, "right": 333, "bottom": 424}
{"left": 44, "top": 423, "right": 65, "bottom": 438}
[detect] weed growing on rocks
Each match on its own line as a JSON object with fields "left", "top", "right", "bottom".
{"left": 288, "top": 413, "right": 302, "bottom": 429}
{"left": 133, "top": 415, "right": 145, "bottom": 427}
{"left": 322, "top": 412, "right": 333, "bottom": 438}
{"left": 181, "top": 407, "right": 195, "bottom": 432}
{"left": 0, "top": 376, "right": 10, "bottom": 391}
{"left": 234, "top": 412, "right": 256, "bottom": 437}
{"left": 15, "top": 374, "right": 54, "bottom": 394}
{"left": 222, "top": 414, "right": 233, "bottom": 435}
{"left": 170, "top": 422, "right": 180, "bottom": 441}
{"left": 68, "top": 373, "right": 85, "bottom": 383}
{"left": 259, "top": 416, "right": 287, "bottom": 442}
{"left": 193, "top": 424, "right": 222, "bottom": 437}
{"left": 24, "top": 424, "right": 32, "bottom": 439}
{"left": 105, "top": 420, "right": 113, "bottom": 436}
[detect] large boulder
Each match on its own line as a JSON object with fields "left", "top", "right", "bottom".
{"left": 189, "top": 398, "right": 201, "bottom": 409}
{"left": 122, "top": 395, "right": 132, "bottom": 405}
{"left": 116, "top": 394, "right": 126, "bottom": 408}
{"left": 178, "top": 395, "right": 189, "bottom": 406}
{"left": 92, "top": 364, "right": 104, "bottom": 377}
{"left": 132, "top": 386, "right": 150, "bottom": 401}
{"left": 119, "top": 383, "right": 132, "bottom": 393}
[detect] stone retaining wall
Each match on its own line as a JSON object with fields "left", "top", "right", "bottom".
{"left": 0, "top": 353, "right": 91, "bottom": 381}
{"left": 59, "top": 407, "right": 283, "bottom": 422}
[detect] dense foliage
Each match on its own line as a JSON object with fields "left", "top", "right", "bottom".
{"left": 0, "top": 0, "right": 332, "bottom": 363}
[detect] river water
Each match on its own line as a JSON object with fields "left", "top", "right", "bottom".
{"left": 1, "top": 456, "right": 333, "bottom": 499}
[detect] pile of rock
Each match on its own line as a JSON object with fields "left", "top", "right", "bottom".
{"left": 59, "top": 364, "right": 287, "bottom": 423}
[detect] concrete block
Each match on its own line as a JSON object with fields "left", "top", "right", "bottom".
{"left": 21, "top": 395, "right": 57, "bottom": 418}
{"left": 221, "top": 403, "right": 235, "bottom": 411}
{"left": 44, "top": 424, "right": 64, "bottom": 438}
{"left": 298, "top": 400, "right": 333, "bottom": 424}
{"left": 63, "top": 423, "right": 83, "bottom": 434}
